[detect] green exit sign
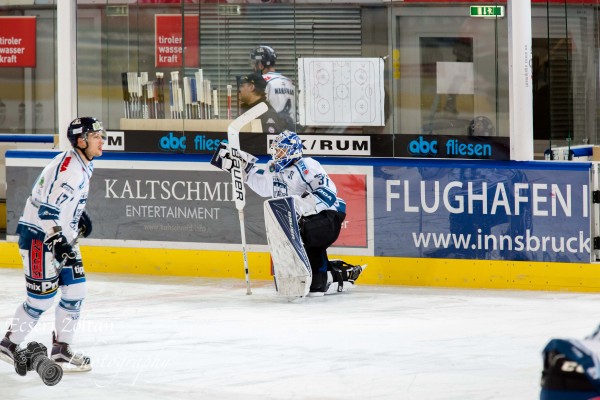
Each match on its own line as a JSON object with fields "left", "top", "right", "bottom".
{"left": 470, "top": 5, "right": 505, "bottom": 18}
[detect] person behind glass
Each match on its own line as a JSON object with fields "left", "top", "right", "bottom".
{"left": 250, "top": 45, "right": 296, "bottom": 130}
{"left": 0, "top": 117, "right": 105, "bottom": 372}
{"left": 239, "top": 72, "right": 286, "bottom": 134}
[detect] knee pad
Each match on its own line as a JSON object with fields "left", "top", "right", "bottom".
{"left": 60, "top": 281, "right": 87, "bottom": 300}
{"left": 59, "top": 282, "right": 87, "bottom": 311}
{"left": 24, "top": 295, "right": 55, "bottom": 318}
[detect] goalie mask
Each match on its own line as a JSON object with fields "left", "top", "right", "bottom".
{"left": 270, "top": 130, "right": 303, "bottom": 172}
{"left": 250, "top": 45, "right": 277, "bottom": 68}
{"left": 67, "top": 117, "right": 106, "bottom": 148}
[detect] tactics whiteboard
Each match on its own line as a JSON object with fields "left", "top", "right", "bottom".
{"left": 298, "top": 58, "right": 385, "bottom": 127}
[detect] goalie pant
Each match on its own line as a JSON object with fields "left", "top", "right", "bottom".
{"left": 246, "top": 156, "right": 347, "bottom": 292}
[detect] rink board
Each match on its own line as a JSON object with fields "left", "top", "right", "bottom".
{"left": 2, "top": 150, "right": 598, "bottom": 292}
{"left": 2, "top": 240, "right": 600, "bottom": 291}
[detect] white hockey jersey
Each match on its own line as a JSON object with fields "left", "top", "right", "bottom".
{"left": 263, "top": 71, "right": 296, "bottom": 126}
{"left": 246, "top": 157, "right": 346, "bottom": 215}
{"left": 17, "top": 149, "right": 92, "bottom": 242}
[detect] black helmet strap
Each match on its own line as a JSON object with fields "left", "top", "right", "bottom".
{"left": 75, "top": 133, "right": 94, "bottom": 162}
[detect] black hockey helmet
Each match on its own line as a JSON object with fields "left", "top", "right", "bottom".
{"left": 66, "top": 117, "right": 105, "bottom": 148}
{"left": 250, "top": 45, "right": 277, "bottom": 68}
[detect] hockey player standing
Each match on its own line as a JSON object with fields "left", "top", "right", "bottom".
{"left": 239, "top": 72, "right": 287, "bottom": 135}
{"left": 214, "top": 130, "right": 363, "bottom": 295}
{"left": 250, "top": 45, "right": 296, "bottom": 130}
{"left": 0, "top": 117, "right": 105, "bottom": 371}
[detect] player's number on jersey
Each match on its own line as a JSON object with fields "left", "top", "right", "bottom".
{"left": 56, "top": 193, "right": 70, "bottom": 206}
{"left": 318, "top": 175, "right": 329, "bottom": 186}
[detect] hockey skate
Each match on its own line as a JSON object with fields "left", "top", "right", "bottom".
{"left": 346, "top": 264, "right": 366, "bottom": 284}
{"left": 0, "top": 333, "right": 18, "bottom": 365}
{"left": 51, "top": 332, "right": 91, "bottom": 372}
{"left": 321, "top": 262, "right": 367, "bottom": 295}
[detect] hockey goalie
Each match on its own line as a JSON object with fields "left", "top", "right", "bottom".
{"left": 212, "top": 130, "right": 365, "bottom": 298}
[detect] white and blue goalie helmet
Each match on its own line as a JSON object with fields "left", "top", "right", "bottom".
{"left": 270, "top": 130, "right": 303, "bottom": 172}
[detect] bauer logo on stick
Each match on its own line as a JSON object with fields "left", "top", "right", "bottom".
{"left": 230, "top": 148, "right": 245, "bottom": 202}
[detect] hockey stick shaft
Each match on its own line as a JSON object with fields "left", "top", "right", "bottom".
{"left": 227, "top": 102, "right": 269, "bottom": 294}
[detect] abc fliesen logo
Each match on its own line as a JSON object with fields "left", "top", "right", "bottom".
{"left": 408, "top": 136, "right": 437, "bottom": 156}
{"left": 159, "top": 132, "right": 186, "bottom": 151}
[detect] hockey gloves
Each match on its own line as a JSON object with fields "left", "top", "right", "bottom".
{"left": 210, "top": 143, "right": 257, "bottom": 175}
{"left": 78, "top": 210, "right": 93, "bottom": 238}
{"left": 44, "top": 229, "right": 76, "bottom": 263}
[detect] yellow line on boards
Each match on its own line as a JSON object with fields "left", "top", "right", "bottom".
{"left": 0, "top": 242, "right": 597, "bottom": 292}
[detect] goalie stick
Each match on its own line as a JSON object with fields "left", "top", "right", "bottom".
{"left": 228, "top": 102, "right": 269, "bottom": 295}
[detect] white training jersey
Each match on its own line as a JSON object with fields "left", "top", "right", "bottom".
{"left": 246, "top": 157, "right": 346, "bottom": 214}
{"left": 263, "top": 71, "right": 296, "bottom": 123}
{"left": 18, "top": 149, "right": 92, "bottom": 242}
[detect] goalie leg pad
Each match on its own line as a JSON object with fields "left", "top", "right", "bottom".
{"left": 264, "top": 197, "right": 312, "bottom": 298}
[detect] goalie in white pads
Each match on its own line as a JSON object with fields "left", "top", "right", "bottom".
{"left": 212, "top": 130, "right": 364, "bottom": 296}
{"left": 0, "top": 117, "right": 103, "bottom": 372}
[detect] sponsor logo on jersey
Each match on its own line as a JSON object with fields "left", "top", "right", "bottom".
{"left": 26, "top": 280, "right": 41, "bottom": 292}
{"left": 59, "top": 156, "right": 72, "bottom": 172}
{"left": 298, "top": 161, "right": 309, "bottom": 176}
{"left": 25, "top": 276, "right": 59, "bottom": 296}
{"left": 73, "top": 264, "right": 85, "bottom": 279}
{"left": 30, "top": 239, "right": 43, "bottom": 279}
{"left": 41, "top": 280, "right": 59, "bottom": 294}
{"left": 61, "top": 182, "right": 75, "bottom": 194}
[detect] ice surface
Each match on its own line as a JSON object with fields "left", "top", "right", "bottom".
{"left": 1, "top": 267, "right": 599, "bottom": 399}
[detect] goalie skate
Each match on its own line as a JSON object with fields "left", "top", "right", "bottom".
{"left": 264, "top": 197, "right": 312, "bottom": 298}
{"left": 51, "top": 332, "right": 91, "bottom": 372}
{"left": 320, "top": 263, "right": 367, "bottom": 295}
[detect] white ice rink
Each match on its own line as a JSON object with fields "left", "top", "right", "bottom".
{"left": 1, "top": 267, "right": 599, "bottom": 400}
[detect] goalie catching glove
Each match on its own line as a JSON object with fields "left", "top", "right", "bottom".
{"left": 44, "top": 227, "right": 77, "bottom": 263}
{"left": 210, "top": 143, "right": 257, "bottom": 176}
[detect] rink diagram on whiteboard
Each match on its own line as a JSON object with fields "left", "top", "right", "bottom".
{"left": 298, "top": 58, "right": 385, "bottom": 126}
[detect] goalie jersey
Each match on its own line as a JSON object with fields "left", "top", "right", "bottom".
{"left": 17, "top": 149, "right": 92, "bottom": 242}
{"left": 246, "top": 157, "right": 346, "bottom": 215}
